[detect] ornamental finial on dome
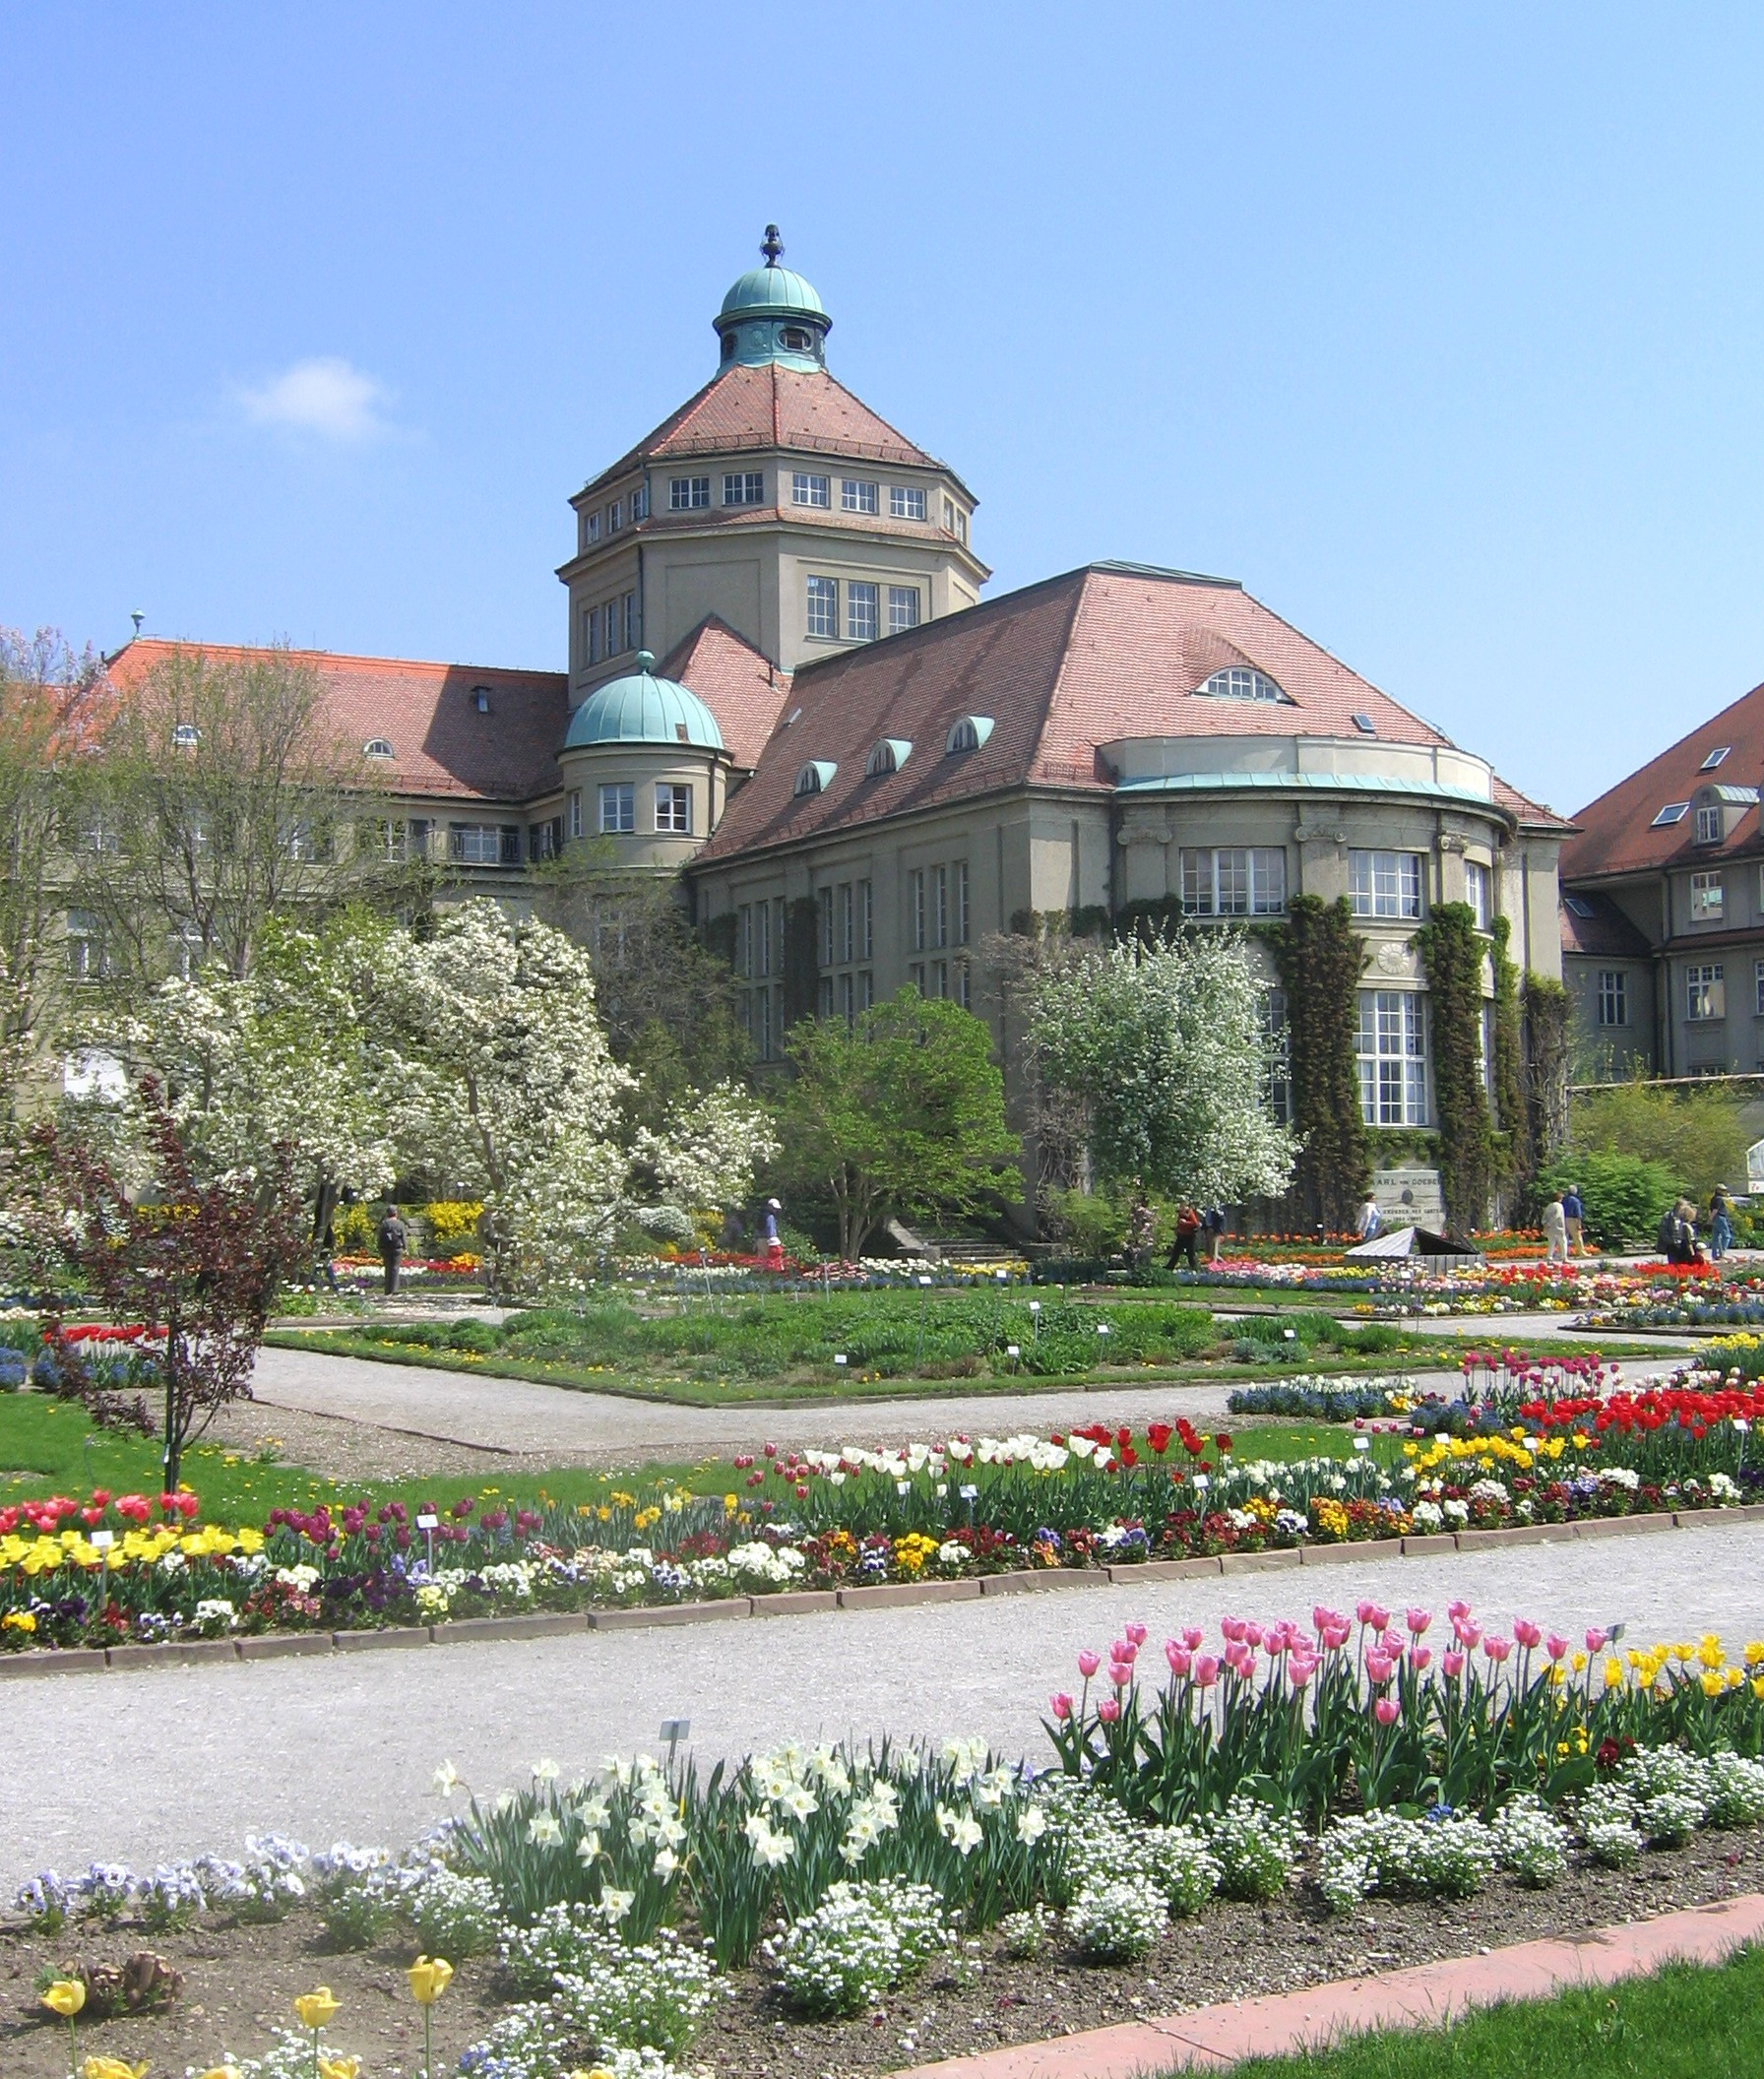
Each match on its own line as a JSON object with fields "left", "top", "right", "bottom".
{"left": 761, "top": 223, "right": 784, "bottom": 267}
{"left": 715, "top": 231, "right": 830, "bottom": 371}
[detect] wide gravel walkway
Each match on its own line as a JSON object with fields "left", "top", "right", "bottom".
{"left": 10, "top": 1520, "right": 1759, "bottom": 1891}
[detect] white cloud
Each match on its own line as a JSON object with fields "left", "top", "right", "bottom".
{"left": 238, "top": 356, "right": 390, "bottom": 440}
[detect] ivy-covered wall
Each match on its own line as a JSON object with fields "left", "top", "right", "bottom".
{"left": 782, "top": 896, "right": 820, "bottom": 1027}
{"left": 1414, "top": 901, "right": 1496, "bottom": 1234}
{"left": 1269, "top": 896, "right": 1371, "bottom": 1233}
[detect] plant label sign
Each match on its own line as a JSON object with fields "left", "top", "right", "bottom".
{"left": 1372, "top": 1167, "right": 1446, "bottom": 1229}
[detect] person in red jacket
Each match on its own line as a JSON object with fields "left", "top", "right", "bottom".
{"left": 1166, "top": 1204, "right": 1201, "bottom": 1272}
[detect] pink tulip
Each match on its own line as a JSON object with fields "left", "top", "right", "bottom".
{"left": 1077, "top": 1649, "right": 1102, "bottom": 1679}
{"left": 1365, "top": 1652, "right": 1395, "bottom": 1685}
{"left": 1108, "top": 1661, "right": 1134, "bottom": 1690}
{"left": 1513, "top": 1619, "right": 1542, "bottom": 1650}
{"left": 1289, "top": 1659, "right": 1314, "bottom": 1689}
{"left": 1447, "top": 1598, "right": 1472, "bottom": 1620}
{"left": 1586, "top": 1628, "right": 1607, "bottom": 1654}
{"left": 1182, "top": 1626, "right": 1204, "bottom": 1652}
{"left": 1265, "top": 1632, "right": 1288, "bottom": 1658}
{"left": 1222, "top": 1616, "right": 1246, "bottom": 1643}
{"left": 1405, "top": 1607, "right": 1432, "bottom": 1636}
{"left": 1225, "top": 1641, "right": 1251, "bottom": 1672}
{"left": 1049, "top": 1692, "right": 1074, "bottom": 1721}
{"left": 1323, "top": 1622, "right": 1352, "bottom": 1651}
{"left": 1411, "top": 1647, "right": 1432, "bottom": 1672}
{"left": 1313, "top": 1605, "right": 1343, "bottom": 1633}
{"left": 1194, "top": 1655, "right": 1220, "bottom": 1686}
{"left": 1166, "top": 1645, "right": 1192, "bottom": 1678}
{"left": 1111, "top": 1638, "right": 1139, "bottom": 1665}
{"left": 1099, "top": 1696, "right": 1120, "bottom": 1723}
{"left": 1238, "top": 1621, "right": 1261, "bottom": 1649}
{"left": 1454, "top": 1621, "right": 1482, "bottom": 1651}
{"left": 1443, "top": 1649, "right": 1466, "bottom": 1678}
{"left": 1355, "top": 1600, "right": 1377, "bottom": 1624}
{"left": 1483, "top": 1636, "right": 1512, "bottom": 1664}
{"left": 1545, "top": 1634, "right": 1569, "bottom": 1662}
{"left": 1125, "top": 1621, "right": 1148, "bottom": 1648}
{"left": 1374, "top": 1697, "right": 1401, "bottom": 1727}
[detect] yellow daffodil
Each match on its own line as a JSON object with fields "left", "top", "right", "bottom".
{"left": 293, "top": 1987, "right": 341, "bottom": 2030}
{"left": 43, "top": 1980, "right": 87, "bottom": 2018}
{"left": 408, "top": 1956, "right": 454, "bottom": 2004}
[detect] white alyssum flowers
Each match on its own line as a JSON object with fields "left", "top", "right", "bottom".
{"left": 767, "top": 1877, "right": 949, "bottom": 2017}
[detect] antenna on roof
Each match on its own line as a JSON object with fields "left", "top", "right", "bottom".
{"left": 761, "top": 223, "right": 784, "bottom": 267}
{"left": 130, "top": 611, "right": 144, "bottom": 639}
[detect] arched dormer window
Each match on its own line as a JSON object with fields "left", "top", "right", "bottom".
{"left": 170, "top": 724, "right": 200, "bottom": 750}
{"left": 793, "top": 760, "right": 837, "bottom": 797}
{"left": 1196, "top": 665, "right": 1290, "bottom": 705}
{"left": 362, "top": 737, "right": 394, "bottom": 759}
{"left": 864, "top": 737, "right": 913, "bottom": 778}
{"left": 945, "top": 715, "right": 995, "bottom": 755}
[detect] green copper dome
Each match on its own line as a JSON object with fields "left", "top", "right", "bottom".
{"left": 714, "top": 225, "right": 831, "bottom": 371}
{"left": 564, "top": 653, "right": 725, "bottom": 753}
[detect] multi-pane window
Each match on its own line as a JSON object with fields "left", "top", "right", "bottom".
{"left": 818, "top": 976, "right": 835, "bottom": 1019}
{"left": 1478, "top": 1002, "right": 1494, "bottom": 1095}
{"left": 806, "top": 576, "right": 838, "bottom": 639}
{"left": 859, "top": 879, "right": 873, "bottom": 960}
{"left": 847, "top": 581, "right": 879, "bottom": 642}
{"left": 624, "top": 592, "right": 638, "bottom": 653}
{"left": 65, "top": 909, "right": 103, "bottom": 980}
{"left": 842, "top": 478, "right": 878, "bottom": 513}
{"left": 1180, "top": 847, "right": 1287, "bottom": 916}
{"left": 955, "top": 860, "right": 970, "bottom": 944}
{"left": 584, "top": 511, "right": 600, "bottom": 545}
{"left": 630, "top": 484, "right": 649, "bottom": 520}
{"left": 656, "top": 784, "right": 691, "bottom": 834}
{"left": 581, "top": 606, "right": 598, "bottom": 666}
{"left": 838, "top": 883, "right": 853, "bottom": 964}
{"left": 607, "top": 498, "right": 623, "bottom": 535}
{"left": 956, "top": 961, "right": 972, "bottom": 1010}
{"left": 756, "top": 986, "right": 773, "bottom": 1060}
{"left": 1687, "top": 964, "right": 1725, "bottom": 1021}
{"left": 601, "top": 601, "right": 619, "bottom": 658}
{"left": 669, "top": 475, "right": 710, "bottom": 511}
{"left": 724, "top": 472, "right": 765, "bottom": 506}
{"left": 1597, "top": 970, "right": 1628, "bottom": 1027}
{"left": 1349, "top": 850, "right": 1423, "bottom": 919}
{"left": 1755, "top": 960, "right": 1764, "bottom": 1018}
{"left": 887, "top": 586, "right": 920, "bottom": 633}
{"left": 838, "top": 973, "right": 854, "bottom": 1027}
{"left": 930, "top": 960, "right": 948, "bottom": 999}
{"left": 1464, "top": 859, "right": 1490, "bottom": 930}
{"left": 1261, "top": 988, "right": 1292, "bottom": 1126}
{"left": 1696, "top": 803, "right": 1724, "bottom": 845}
{"left": 1356, "top": 989, "right": 1428, "bottom": 1126}
{"left": 791, "top": 472, "right": 830, "bottom": 507}
{"left": 1691, "top": 870, "right": 1725, "bottom": 920}
{"left": 931, "top": 864, "right": 948, "bottom": 947}
{"left": 568, "top": 790, "right": 583, "bottom": 841}
{"left": 449, "top": 823, "right": 518, "bottom": 865}
{"left": 890, "top": 485, "right": 926, "bottom": 520}
{"left": 737, "top": 905, "right": 753, "bottom": 978}
{"left": 911, "top": 869, "right": 926, "bottom": 951}
{"left": 756, "top": 900, "right": 772, "bottom": 979}
{"left": 819, "top": 886, "right": 835, "bottom": 968}
{"left": 909, "top": 962, "right": 925, "bottom": 994}
{"left": 598, "top": 784, "right": 635, "bottom": 834}
{"left": 857, "top": 969, "right": 874, "bottom": 1011}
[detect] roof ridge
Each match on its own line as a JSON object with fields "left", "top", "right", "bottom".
{"left": 1223, "top": 583, "right": 1457, "bottom": 748}
{"left": 109, "top": 636, "right": 564, "bottom": 681}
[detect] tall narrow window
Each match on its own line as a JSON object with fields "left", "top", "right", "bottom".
{"left": 1691, "top": 870, "right": 1725, "bottom": 920}
{"left": 838, "top": 973, "right": 854, "bottom": 1027}
{"left": 1686, "top": 964, "right": 1725, "bottom": 1021}
{"left": 838, "top": 883, "right": 853, "bottom": 965}
{"left": 955, "top": 860, "right": 970, "bottom": 944}
{"left": 806, "top": 576, "right": 838, "bottom": 639}
{"left": 847, "top": 581, "right": 879, "bottom": 642}
{"left": 1464, "top": 859, "right": 1490, "bottom": 930}
{"left": 911, "top": 869, "right": 926, "bottom": 952}
{"left": 1355, "top": 989, "right": 1428, "bottom": 1125}
{"left": 859, "top": 879, "right": 873, "bottom": 960}
{"left": 568, "top": 790, "right": 583, "bottom": 841}
{"left": 887, "top": 585, "right": 920, "bottom": 633}
{"left": 757, "top": 900, "right": 772, "bottom": 980}
{"left": 818, "top": 886, "right": 834, "bottom": 968}
{"left": 931, "top": 864, "right": 948, "bottom": 947}
{"left": 1598, "top": 970, "right": 1627, "bottom": 1026}
{"left": 737, "top": 905, "right": 753, "bottom": 978}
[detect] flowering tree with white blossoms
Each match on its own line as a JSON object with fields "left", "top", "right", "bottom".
{"left": 1024, "top": 929, "right": 1296, "bottom": 1209}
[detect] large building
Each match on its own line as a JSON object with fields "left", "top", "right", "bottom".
{"left": 1561, "top": 679, "right": 1764, "bottom": 1077}
{"left": 98, "top": 231, "right": 1569, "bottom": 1179}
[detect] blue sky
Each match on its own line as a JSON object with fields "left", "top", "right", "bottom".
{"left": 5, "top": 5, "right": 1764, "bottom": 815}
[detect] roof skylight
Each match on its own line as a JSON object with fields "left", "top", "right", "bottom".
{"left": 1351, "top": 713, "right": 1376, "bottom": 735}
{"left": 1651, "top": 801, "right": 1689, "bottom": 827}
{"left": 1701, "top": 747, "right": 1732, "bottom": 771}
{"left": 1564, "top": 895, "right": 1595, "bottom": 918}
{"left": 363, "top": 737, "right": 394, "bottom": 759}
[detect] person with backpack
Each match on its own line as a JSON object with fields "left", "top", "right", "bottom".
{"left": 1560, "top": 1183, "right": 1585, "bottom": 1257}
{"left": 376, "top": 1207, "right": 409, "bottom": 1295}
{"left": 1202, "top": 1206, "right": 1228, "bottom": 1262}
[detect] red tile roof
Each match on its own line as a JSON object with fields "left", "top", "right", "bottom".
{"left": 693, "top": 564, "right": 1563, "bottom": 862}
{"left": 583, "top": 362, "right": 937, "bottom": 494}
{"left": 1563, "top": 679, "right": 1764, "bottom": 879}
{"left": 105, "top": 639, "right": 568, "bottom": 803}
{"left": 1559, "top": 892, "right": 1652, "bottom": 960}
{"left": 657, "top": 617, "right": 791, "bottom": 772}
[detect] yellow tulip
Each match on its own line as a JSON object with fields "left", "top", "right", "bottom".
{"left": 293, "top": 1987, "right": 341, "bottom": 2030}
{"left": 408, "top": 1955, "right": 454, "bottom": 2004}
{"left": 568, "top": 2069, "right": 618, "bottom": 2079}
{"left": 318, "top": 2059, "right": 360, "bottom": 2079}
{"left": 82, "top": 2059, "right": 149, "bottom": 2079}
{"left": 1604, "top": 1658, "right": 1623, "bottom": 1691}
{"left": 43, "top": 1980, "right": 87, "bottom": 2018}
{"left": 193, "top": 2068, "right": 242, "bottom": 2079}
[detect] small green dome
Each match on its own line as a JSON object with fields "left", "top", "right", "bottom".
{"left": 564, "top": 652, "right": 725, "bottom": 753}
{"left": 719, "top": 264, "right": 827, "bottom": 321}
{"left": 713, "top": 226, "right": 831, "bottom": 371}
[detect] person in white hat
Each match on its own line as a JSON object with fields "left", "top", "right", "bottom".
{"left": 762, "top": 1197, "right": 786, "bottom": 1274}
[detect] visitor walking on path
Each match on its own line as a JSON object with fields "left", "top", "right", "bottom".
{"left": 1355, "top": 1193, "right": 1381, "bottom": 1243}
{"left": 1166, "top": 1203, "right": 1201, "bottom": 1271}
{"left": 1542, "top": 1190, "right": 1569, "bottom": 1265}
{"left": 761, "top": 1197, "right": 787, "bottom": 1275}
{"left": 1202, "top": 1205, "right": 1228, "bottom": 1262}
{"left": 1561, "top": 1182, "right": 1585, "bottom": 1256}
{"left": 1711, "top": 1186, "right": 1734, "bottom": 1261}
{"left": 376, "top": 1207, "right": 409, "bottom": 1295}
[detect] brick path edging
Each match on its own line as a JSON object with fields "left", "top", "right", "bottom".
{"left": 3, "top": 1502, "right": 1761, "bottom": 1681}
{"left": 891, "top": 1890, "right": 1764, "bottom": 2079}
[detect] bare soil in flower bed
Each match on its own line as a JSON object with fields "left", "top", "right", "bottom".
{"left": 7, "top": 1827, "right": 1764, "bottom": 2078}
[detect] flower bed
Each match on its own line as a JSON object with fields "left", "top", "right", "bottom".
{"left": 12, "top": 1601, "right": 1764, "bottom": 2077}
{"left": 2, "top": 1381, "right": 1762, "bottom": 1649}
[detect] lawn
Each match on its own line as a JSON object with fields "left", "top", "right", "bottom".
{"left": 0, "top": 1387, "right": 1364, "bottom": 1525}
{"left": 1206, "top": 1946, "right": 1764, "bottom": 2079}
{"left": 262, "top": 1290, "right": 1655, "bottom": 1407}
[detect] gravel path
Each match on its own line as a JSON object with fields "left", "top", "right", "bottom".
{"left": 10, "top": 1520, "right": 1761, "bottom": 1891}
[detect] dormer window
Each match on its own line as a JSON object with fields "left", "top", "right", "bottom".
{"left": 472, "top": 687, "right": 491, "bottom": 715}
{"left": 1197, "top": 666, "right": 1289, "bottom": 704}
{"left": 363, "top": 737, "right": 394, "bottom": 759}
{"left": 945, "top": 715, "right": 995, "bottom": 755}
{"left": 1697, "top": 803, "right": 1724, "bottom": 845}
{"left": 865, "top": 738, "right": 913, "bottom": 778}
{"left": 171, "top": 724, "right": 200, "bottom": 750}
{"left": 793, "top": 760, "right": 837, "bottom": 797}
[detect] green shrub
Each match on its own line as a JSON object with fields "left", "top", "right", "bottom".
{"left": 1569, "top": 1080, "right": 1747, "bottom": 1203}
{"left": 1536, "top": 1150, "right": 1677, "bottom": 1249}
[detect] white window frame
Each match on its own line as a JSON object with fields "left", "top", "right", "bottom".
{"left": 598, "top": 783, "right": 635, "bottom": 835}
{"left": 568, "top": 790, "right": 583, "bottom": 841}
{"left": 655, "top": 784, "right": 691, "bottom": 835}
{"left": 889, "top": 485, "right": 926, "bottom": 521}
{"left": 1180, "top": 847, "right": 1288, "bottom": 917}
{"left": 859, "top": 878, "right": 873, "bottom": 960}
{"left": 838, "top": 882, "right": 853, "bottom": 965}
{"left": 955, "top": 860, "right": 970, "bottom": 944}
{"left": 1464, "top": 859, "right": 1490, "bottom": 930}
{"left": 847, "top": 581, "right": 879, "bottom": 642}
{"left": 842, "top": 478, "right": 878, "bottom": 514}
{"left": 1597, "top": 970, "right": 1628, "bottom": 1027}
{"left": 1349, "top": 850, "right": 1423, "bottom": 919}
{"left": 818, "top": 885, "right": 834, "bottom": 968}
{"left": 887, "top": 585, "right": 920, "bottom": 633}
{"left": 723, "top": 472, "right": 765, "bottom": 506}
{"left": 911, "top": 868, "right": 926, "bottom": 952}
{"left": 806, "top": 575, "right": 838, "bottom": 640}
{"left": 1356, "top": 988, "right": 1429, "bottom": 1126}
{"left": 1686, "top": 964, "right": 1725, "bottom": 1022}
{"left": 791, "top": 472, "right": 830, "bottom": 508}
{"left": 1691, "top": 869, "right": 1725, "bottom": 920}
{"left": 1696, "top": 803, "right": 1724, "bottom": 845}
{"left": 669, "top": 475, "right": 710, "bottom": 511}
{"left": 931, "top": 864, "right": 948, "bottom": 948}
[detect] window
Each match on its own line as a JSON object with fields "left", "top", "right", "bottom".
{"left": 1262, "top": 988, "right": 1292, "bottom": 1125}
{"left": 171, "top": 723, "right": 200, "bottom": 749}
{"left": 448, "top": 823, "right": 515, "bottom": 865}
{"left": 737, "top": 905, "right": 752, "bottom": 978}
{"left": 1691, "top": 869, "right": 1725, "bottom": 919}
{"left": 1687, "top": 964, "right": 1725, "bottom": 1021}
{"left": 945, "top": 715, "right": 994, "bottom": 754}
{"left": 818, "top": 886, "right": 834, "bottom": 968}
{"left": 724, "top": 472, "right": 765, "bottom": 506}
{"left": 857, "top": 969, "right": 874, "bottom": 1011}
{"left": 1652, "top": 802, "right": 1689, "bottom": 827}
{"left": 890, "top": 485, "right": 926, "bottom": 520}
{"left": 1356, "top": 989, "right": 1428, "bottom": 1125}
{"left": 1197, "top": 666, "right": 1289, "bottom": 704}
{"left": 943, "top": 496, "right": 957, "bottom": 533}
{"left": 842, "top": 478, "right": 878, "bottom": 514}
{"left": 601, "top": 601, "right": 619, "bottom": 658}
{"left": 584, "top": 510, "right": 600, "bottom": 545}
{"left": 911, "top": 868, "right": 926, "bottom": 951}
{"left": 1180, "top": 847, "right": 1288, "bottom": 917}
{"left": 607, "top": 498, "right": 623, "bottom": 535}
{"left": 362, "top": 736, "right": 394, "bottom": 760}
{"left": 1352, "top": 713, "right": 1377, "bottom": 735}
{"left": 838, "top": 883, "right": 853, "bottom": 964}
{"left": 1350, "top": 850, "right": 1423, "bottom": 919}
{"left": 858, "top": 878, "right": 873, "bottom": 959}
{"left": 568, "top": 790, "right": 583, "bottom": 841}
{"left": 1702, "top": 746, "right": 1732, "bottom": 771}
{"left": 283, "top": 817, "right": 334, "bottom": 862}
{"left": 1478, "top": 1002, "right": 1494, "bottom": 1095}
{"left": 931, "top": 960, "right": 948, "bottom": 1000}
{"left": 847, "top": 581, "right": 878, "bottom": 642}
{"left": 956, "top": 961, "right": 972, "bottom": 1009}
{"left": 791, "top": 472, "right": 830, "bottom": 508}
{"left": 1564, "top": 894, "right": 1594, "bottom": 917}
{"left": 1598, "top": 970, "right": 1629, "bottom": 1027}
{"left": 409, "top": 818, "right": 431, "bottom": 858}
{"left": 1464, "top": 859, "right": 1490, "bottom": 930}
{"left": 76, "top": 813, "right": 118, "bottom": 856}
{"left": 865, "top": 737, "right": 911, "bottom": 777}
{"left": 838, "top": 972, "right": 854, "bottom": 1027}
{"left": 656, "top": 784, "right": 691, "bottom": 834}
{"left": 528, "top": 821, "right": 555, "bottom": 863}
{"left": 757, "top": 901, "right": 773, "bottom": 979}
{"left": 931, "top": 864, "right": 948, "bottom": 947}
{"left": 806, "top": 576, "right": 838, "bottom": 639}
{"left": 818, "top": 976, "right": 834, "bottom": 1019}
{"left": 632, "top": 484, "right": 649, "bottom": 520}
{"left": 793, "top": 761, "right": 835, "bottom": 796}
{"left": 887, "top": 586, "right": 920, "bottom": 633}
{"left": 624, "top": 592, "right": 638, "bottom": 653}
{"left": 781, "top": 325, "right": 813, "bottom": 352}
{"left": 955, "top": 860, "right": 970, "bottom": 944}
{"left": 598, "top": 784, "right": 635, "bottom": 834}
{"left": 757, "top": 986, "right": 773, "bottom": 1060}
{"left": 909, "top": 961, "right": 925, "bottom": 994}
{"left": 669, "top": 476, "right": 710, "bottom": 511}
{"left": 1696, "top": 803, "right": 1725, "bottom": 846}
{"left": 65, "top": 910, "right": 104, "bottom": 980}
{"left": 1756, "top": 960, "right": 1764, "bottom": 1017}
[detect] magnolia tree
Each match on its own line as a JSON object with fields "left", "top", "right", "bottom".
{"left": 1024, "top": 931, "right": 1296, "bottom": 1210}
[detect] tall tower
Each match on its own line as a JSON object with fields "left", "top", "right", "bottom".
{"left": 558, "top": 229, "right": 989, "bottom": 710}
